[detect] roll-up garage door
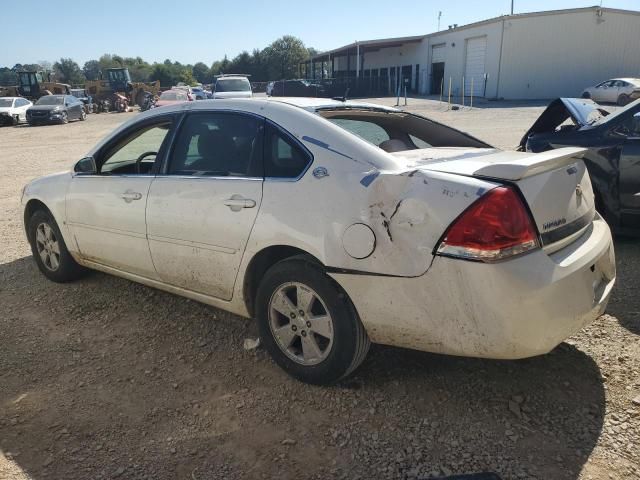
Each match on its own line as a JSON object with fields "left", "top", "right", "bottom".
{"left": 464, "top": 36, "right": 487, "bottom": 97}
{"left": 431, "top": 44, "right": 446, "bottom": 94}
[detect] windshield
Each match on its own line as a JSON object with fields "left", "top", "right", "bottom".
{"left": 0, "top": 98, "right": 14, "bottom": 107}
{"left": 216, "top": 78, "right": 251, "bottom": 92}
{"left": 71, "top": 90, "right": 85, "bottom": 97}
{"left": 36, "top": 96, "right": 64, "bottom": 105}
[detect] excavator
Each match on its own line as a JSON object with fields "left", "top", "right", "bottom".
{"left": 84, "top": 67, "right": 160, "bottom": 112}
{"left": 0, "top": 71, "right": 70, "bottom": 100}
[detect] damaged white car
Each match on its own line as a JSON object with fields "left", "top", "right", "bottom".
{"left": 21, "top": 98, "right": 616, "bottom": 384}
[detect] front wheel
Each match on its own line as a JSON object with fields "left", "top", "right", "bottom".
{"left": 28, "top": 210, "right": 87, "bottom": 282}
{"left": 61, "top": 112, "right": 68, "bottom": 124}
{"left": 79, "top": 109, "right": 87, "bottom": 121}
{"left": 256, "top": 257, "right": 370, "bottom": 384}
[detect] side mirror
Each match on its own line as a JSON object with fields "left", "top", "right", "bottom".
{"left": 74, "top": 156, "right": 97, "bottom": 174}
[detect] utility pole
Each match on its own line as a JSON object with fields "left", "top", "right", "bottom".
{"left": 437, "top": 11, "right": 442, "bottom": 31}
{"left": 510, "top": 0, "right": 514, "bottom": 14}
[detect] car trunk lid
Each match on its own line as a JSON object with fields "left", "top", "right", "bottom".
{"left": 391, "top": 146, "right": 596, "bottom": 247}
{"left": 518, "top": 98, "right": 609, "bottom": 149}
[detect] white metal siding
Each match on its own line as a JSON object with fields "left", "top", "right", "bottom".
{"left": 464, "top": 36, "right": 487, "bottom": 96}
{"left": 431, "top": 44, "right": 446, "bottom": 63}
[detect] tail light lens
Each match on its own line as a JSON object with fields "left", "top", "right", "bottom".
{"left": 436, "top": 186, "right": 539, "bottom": 262}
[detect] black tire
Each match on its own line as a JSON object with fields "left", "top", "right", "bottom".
{"left": 12, "top": 115, "right": 19, "bottom": 126}
{"left": 256, "top": 257, "right": 370, "bottom": 385}
{"left": 617, "top": 94, "right": 630, "bottom": 106}
{"left": 79, "top": 109, "right": 87, "bottom": 121}
{"left": 581, "top": 91, "right": 590, "bottom": 99}
{"left": 27, "top": 209, "right": 87, "bottom": 283}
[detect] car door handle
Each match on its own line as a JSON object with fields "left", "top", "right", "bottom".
{"left": 223, "top": 196, "right": 256, "bottom": 211}
{"left": 120, "top": 191, "right": 142, "bottom": 203}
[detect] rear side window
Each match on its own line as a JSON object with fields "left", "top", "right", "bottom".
{"left": 328, "top": 118, "right": 390, "bottom": 146}
{"left": 169, "top": 112, "right": 262, "bottom": 177}
{"left": 264, "top": 123, "right": 312, "bottom": 179}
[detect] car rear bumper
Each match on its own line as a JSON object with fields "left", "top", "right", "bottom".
{"left": 330, "top": 215, "right": 615, "bottom": 359}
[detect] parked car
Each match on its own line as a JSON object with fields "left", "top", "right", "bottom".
{"left": 21, "top": 98, "right": 615, "bottom": 384}
{"left": 190, "top": 87, "right": 207, "bottom": 100}
{"left": 155, "top": 89, "right": 192, "bottom": 107}
{"left": 269, "top": 79, "right": 326, "bottom": 97}
{"left": 519, "top": 97, "right": 640, "bottom": 235}
{"left": 172, "top": 85, "right": 194, "bottom": 101}
{"left": 0, "top": 96, "right": 32, "bottom": 125}
{"left": 26, "top": 95, "right": 86, "bottom": 125}
{"left": 213, "top": 75, "right": 252, "bottom": 99}
{"left": 581, "top": 78, "right": 640, "bottom": 106}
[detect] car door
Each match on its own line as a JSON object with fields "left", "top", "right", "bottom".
{"left": 618, "top": 113, "right": 640, "bottom": 223}
{"left": 66, "top": 115, "right": 176, "bottom": 278}
{"left": 145, "top": 111, "right": 264, "bottom": 300}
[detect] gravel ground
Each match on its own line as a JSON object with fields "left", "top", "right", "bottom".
{"left": 0, "top": 101, "right": 638, "bottom": 480}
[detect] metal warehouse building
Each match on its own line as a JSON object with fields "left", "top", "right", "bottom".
{"left": 304, "top": 6, "right": 640, "bottom": 99}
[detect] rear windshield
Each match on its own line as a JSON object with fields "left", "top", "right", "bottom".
{"left": 216, "top": 78, "right": 251, "bottom": 92}
{"left": 318, "top": 108, "right": 490, "bottom": 152}
{"left": 36, "top": 96, "right": 64, "bottom": 105}
{"left": 160, "top": 91, "right": 182, "bottom": 100}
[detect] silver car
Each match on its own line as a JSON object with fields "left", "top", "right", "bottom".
{"left": 582, "top": 78, "right": 640, "bottom": 106}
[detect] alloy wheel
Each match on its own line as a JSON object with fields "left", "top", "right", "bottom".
{"left": 268, "top": 282, "right": 334, "bottom": 365}
{"left": 35, "top": 222, "right": 61, "bottom": 271}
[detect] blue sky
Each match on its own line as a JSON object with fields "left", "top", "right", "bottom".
{"left": 1, "top": 0, "right": 637, "bottom": 67}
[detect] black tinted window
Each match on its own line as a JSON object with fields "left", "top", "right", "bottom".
{"left": 169, "top": 112, "right": 262, "bottom": 177}
{"left": 264, "top": 123, "right": 311, "bottom": 178}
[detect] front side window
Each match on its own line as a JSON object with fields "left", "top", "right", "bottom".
{"left": 168, "top": 112, "right": 262, "bottom": 177}
{"left": 263, "top": 123, "right": 312, "bottom": 178}
{"left": 100, "top": 122, "right": 172, "bottom": 175}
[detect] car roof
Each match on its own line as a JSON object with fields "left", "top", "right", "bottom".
{"left": 2, "top": 97, "right": 21, "bottom": 101}
{"left": 612, "top": 78, "right": 640, "bottom": 84}
{"left": 264, "top": 97, "right": 400, "bottom": 112}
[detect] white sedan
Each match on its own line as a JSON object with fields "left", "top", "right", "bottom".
{"left": 21, "top": 98, "right": 616, "bottom": 384}
{"left": 0, "top": 96, "right": 32, "bottom": 125}
{"left": 582, "top": 78, "right": 640, "bottom": 105}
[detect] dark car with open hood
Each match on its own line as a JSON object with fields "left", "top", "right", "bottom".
{"left": 520, "top": 98, "right": 640, "bottom": 235}
{"left": 26, "top": 94, "right": 86, "bottom": 125}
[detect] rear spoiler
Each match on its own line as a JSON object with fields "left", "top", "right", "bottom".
{"left": 473, "top": 147, "right": 587, "bottom": 180}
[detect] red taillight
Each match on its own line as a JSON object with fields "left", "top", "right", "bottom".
{"left": 437, "top": 186, "right": 539, "bottom": 262}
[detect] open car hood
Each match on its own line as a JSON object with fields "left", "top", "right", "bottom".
{"left": 518, "top": 98, "right": 609, "bottom": 149}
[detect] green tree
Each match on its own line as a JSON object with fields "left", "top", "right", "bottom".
{"left": 192, "top": 62, "right": 210, "bottom": 83}
{"left": 53, "top": 58, "right": 85, "bottom": 85}
{"left": 82, "top": 60, "right": 101, "bottom": 80}
{"left": 0, "top": 67, "right": 16, "bottom": 86}
{"left": 264, "top": 35, "right": 310, "bottom": 80}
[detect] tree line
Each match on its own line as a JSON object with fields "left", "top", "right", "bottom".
{"left": 0, "top": 35, "right": 317, "bottom": 87}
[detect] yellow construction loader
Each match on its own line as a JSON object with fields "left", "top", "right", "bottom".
{"left": 0, "top": 71, "right": 70, "bottom": 100}
{"left": 84, "top": 68, "right": 160, "bottom": 111}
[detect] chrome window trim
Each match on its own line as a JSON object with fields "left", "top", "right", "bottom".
{"left": 154, "top": 175, "right": 263, "bottom": 181}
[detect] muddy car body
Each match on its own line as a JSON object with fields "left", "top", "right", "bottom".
{"left": 520, "top": 98, "right": 640, "bottom": 234}
{"left": 22, "top": 98, "right": 615, "bottom": 384}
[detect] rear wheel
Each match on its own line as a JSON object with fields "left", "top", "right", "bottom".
{"left": 28, "top": 210, "right": 87, "bottom": 282}
{"left": 618, "top": 94, "right": 630, "bottom": 106}
{"left": 12, "top": 115, "right": 19, "bottom": 125}
{"left": 256, "top": 257, "right": 370, "bottom": 385}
